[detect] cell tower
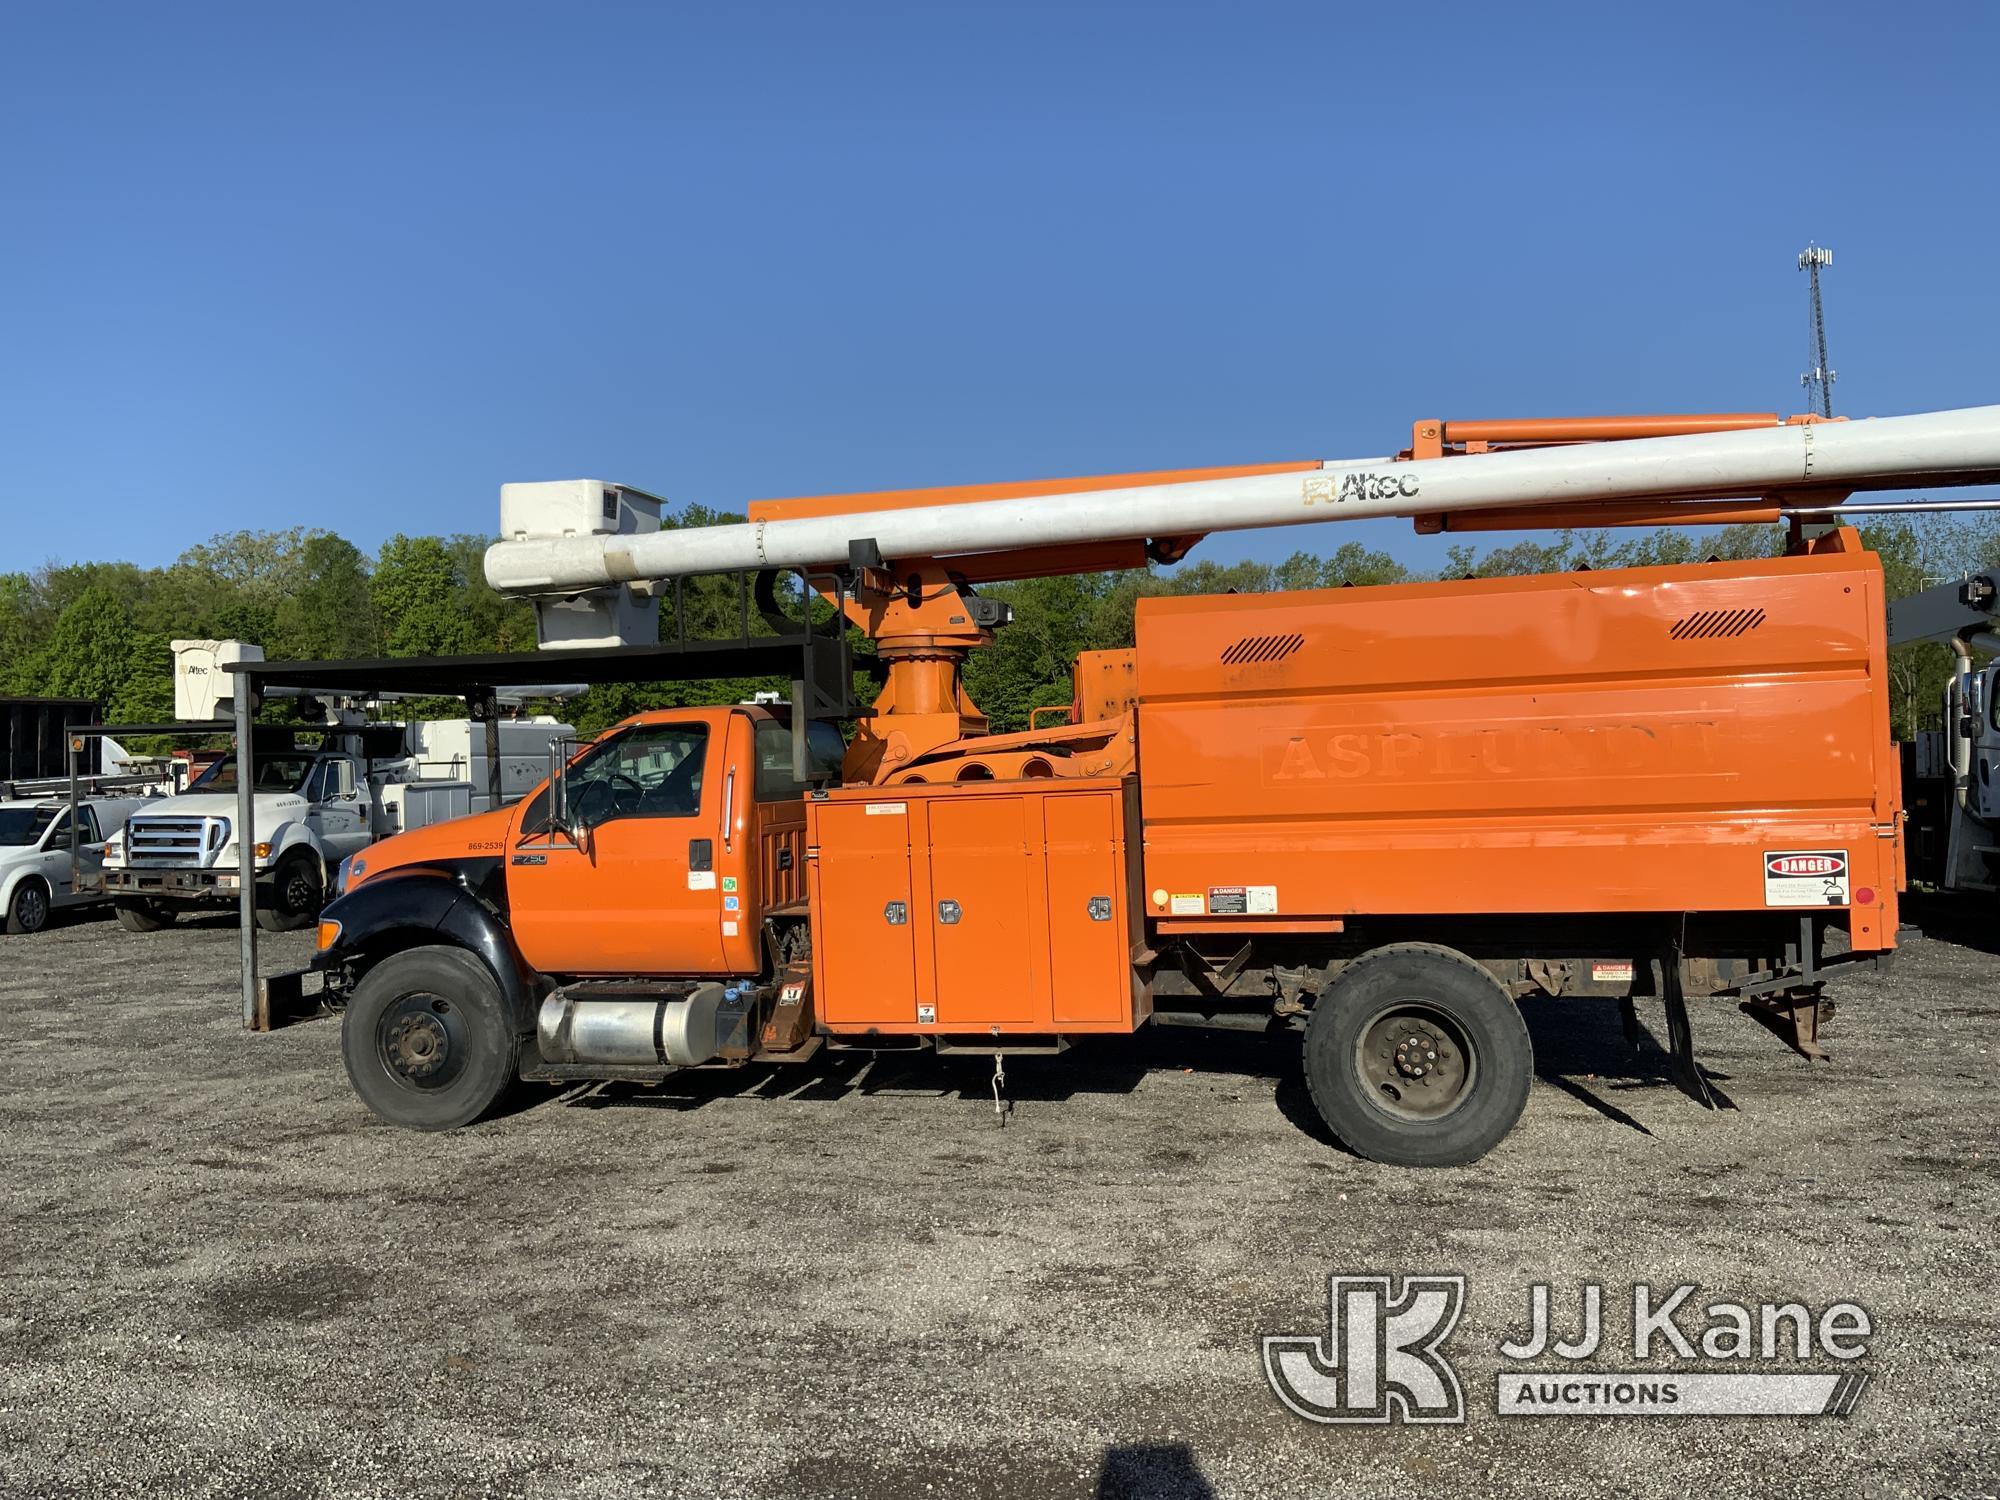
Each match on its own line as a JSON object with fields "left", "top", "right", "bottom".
{"left": 1799, "top": 242, "right": 1835, "bottom": 417}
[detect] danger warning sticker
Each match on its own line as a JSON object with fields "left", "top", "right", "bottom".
{"left": 1207, "top": 885, "right": 1279, "bottom": 915}
{"left": 1764, "top": 849, "right": 1849, "bottom": 907}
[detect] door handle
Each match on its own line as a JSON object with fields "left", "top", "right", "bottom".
{"left": 689, "top": 838, "right": 713, "bottom": 872}
{"left": 937, "top": 899, "right": 962, "bottom": 925}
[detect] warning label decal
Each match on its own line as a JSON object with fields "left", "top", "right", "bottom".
{"left": 1207, "top": 885, "right": 1279, "bottom": 915}
{"left": 1764, "top": 849, "right": 1849, "bottom": 907}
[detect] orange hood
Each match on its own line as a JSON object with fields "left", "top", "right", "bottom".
{"left": 347, "top": 803, "right": 519, "bottom": 890}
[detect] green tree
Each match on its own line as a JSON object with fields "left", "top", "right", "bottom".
{"left": 372, "top": 535, "right": 473, "bottom": 657}
{"left": 38, "top": 584, "right": 149, "bottom": 711}
{"left": 272, "top": 534, "right": 378, "bottom": 660}
{"left": 0, "top": 573, "right": 42, "bottom": 693}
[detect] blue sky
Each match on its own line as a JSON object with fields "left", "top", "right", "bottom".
{"left": 2, "top": 2, "right": 1995, "bottom": 576}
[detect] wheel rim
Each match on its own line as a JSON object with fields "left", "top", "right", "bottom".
{"left": 376, "top": 991, "right": 470, "bottom": 1093}
{"left": 283, "top": 865, "right": 319, "bottom": 913}
{"left": 1352, "top": 1000, "right": 1477, "bottom": 1123}
{"left": 15, "top": 885, "right": 46, "bottom": 931}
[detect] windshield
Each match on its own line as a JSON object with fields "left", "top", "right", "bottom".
{"left": 0, "top": 807, "right": 58, "bottom": 847}
{"left": 191, "top": 755, "right": 319, "bottom": 795}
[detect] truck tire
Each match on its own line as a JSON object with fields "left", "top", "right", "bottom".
{"left": 255, "top": 853, "right": 324, "bottom": 932}
{"left": 341, "top": 945, "right": 520, "bottom": 1131}
{"left": 1303, "top": 943, "right": 1533, "bottom": 1168}
{"left": 5, "top": 878, "right": 51, "bottom": 935}
{"left": 114, "top": 899, "right": 174, "bottom": 932}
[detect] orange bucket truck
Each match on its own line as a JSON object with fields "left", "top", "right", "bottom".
{"left": 300, "top": 405, "right": 2000, "bottom": 1163}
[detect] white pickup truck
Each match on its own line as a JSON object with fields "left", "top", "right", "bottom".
{"left": 101, "top": 719, "right": 567, "bottom": 932}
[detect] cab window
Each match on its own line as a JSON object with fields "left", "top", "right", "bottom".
{"left": 568, "top": 722, "right": 709, "bottom": 829}
{"left": 753, "top": 719, "right": 847, "bottom": 800}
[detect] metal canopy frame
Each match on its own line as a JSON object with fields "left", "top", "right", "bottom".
{"left": 208, "top": 615, "right": 859, "bottom": 1031}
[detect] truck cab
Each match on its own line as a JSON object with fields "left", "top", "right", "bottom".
{"left": 329, "top": 706, "right": 843, "bottom": 970}
{"left": 313, "top": 706, "right": 844, "bottom": 1127}
{"left": 502, "top": 707, "right": 843, "bottom": 976}
{"left": 1909, "top": 656, "right": 2000, "bottom": 893}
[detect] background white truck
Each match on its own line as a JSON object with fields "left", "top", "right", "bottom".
{"left": 0, "top": 796, "right": 150, "bottom": 934}
{"left": 100, "top": 641, "right": 570, "bottom": 931}
{"left": 1891, "top": 570, "right": 2000, "bottom": 895}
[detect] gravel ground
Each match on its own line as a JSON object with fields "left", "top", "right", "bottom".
{"left": 1, "top": 900, "right": 1995, "bottom": 1500}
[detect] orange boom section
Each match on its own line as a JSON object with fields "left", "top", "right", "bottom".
{"left": 1132, "top": 530, "right": 1900, "bottom": 949}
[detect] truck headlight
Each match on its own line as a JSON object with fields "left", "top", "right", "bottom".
{"left": 104, "top": 834, "right": 124, "bottom": 861}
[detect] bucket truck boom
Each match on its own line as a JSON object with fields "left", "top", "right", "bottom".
{"left": 484, "top": 404, "right": 2000, "bottom": 596}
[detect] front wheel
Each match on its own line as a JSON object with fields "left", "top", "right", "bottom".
{"left": 114, "top": 899, "right": 174, "bottom": 932}
{"left": 341, "top": 946, "right": 520, "bottom": 1131}
{"left": 6, "top": 878, "right": 51, "bottom": 935}
{"left": 1304, "top": 943, "right": 1533, "bottom": 1168}
{"left": 254, "top": 852, "right": 324, "bottom": 932}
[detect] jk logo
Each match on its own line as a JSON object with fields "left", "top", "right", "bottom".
{"left": 1264, "top": 1275, "right": 1467, "bottom": 1424}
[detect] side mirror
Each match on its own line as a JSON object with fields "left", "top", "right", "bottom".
{"left": 547, "top": 740, "right": 571, "bottom": 835}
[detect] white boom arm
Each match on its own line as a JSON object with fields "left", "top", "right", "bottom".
{"left": 486, "top": 404, "right": 2000, "bottom": 596}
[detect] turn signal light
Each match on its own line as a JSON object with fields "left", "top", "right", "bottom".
{"left": 315, "top": 920, "right": 341, "bottom": 951}
{"left": 254, "top": 842, "right": 273, "bottom": 859}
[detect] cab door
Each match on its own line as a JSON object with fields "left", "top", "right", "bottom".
{"left": 40, "top": 807, "right": 95, "bottom": 905}
{"left": 506, "top": 719, "right": 730, "bottom": 976}
{"left": 307, "top": 757, "right": 370, "bottom": 858}
{"left": 1975, "top": 665, "right": 2000, "bottom": 824}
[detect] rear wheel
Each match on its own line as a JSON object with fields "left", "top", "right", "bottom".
{"left": 114, "top": 899, "right": 174, "bottom": 932}
{"left": 341, "top": 946, "right": 520, "bottom": 1131}
{"left": 254, "top": 852, "right": 324, "bottom": 932}
{"left": 1304, "top": 943, "right": 1532, "bottom": 1168}
{"left": 5, "top": 878, "right": 50, "bottom": 935}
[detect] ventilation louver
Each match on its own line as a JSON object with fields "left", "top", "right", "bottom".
{"left": 1220, "top": 632, "right": 1304, "bottom": 664}
{"left": 1669, "top": 607, "right": 1767, "bottom": 641}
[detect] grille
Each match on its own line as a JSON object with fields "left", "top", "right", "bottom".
{"left": 126, "top": 815, "right": 226, "bottom": 867}
{"left": 1669, "top": 607, "right": 1767, "bottom": 641}
{"left": 1221, "top": 632, "right": 1305, "bottom": 665}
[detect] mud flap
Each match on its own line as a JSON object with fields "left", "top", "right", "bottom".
{"left": 756, "top": 964, "right": 817, "bottom": 1058}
